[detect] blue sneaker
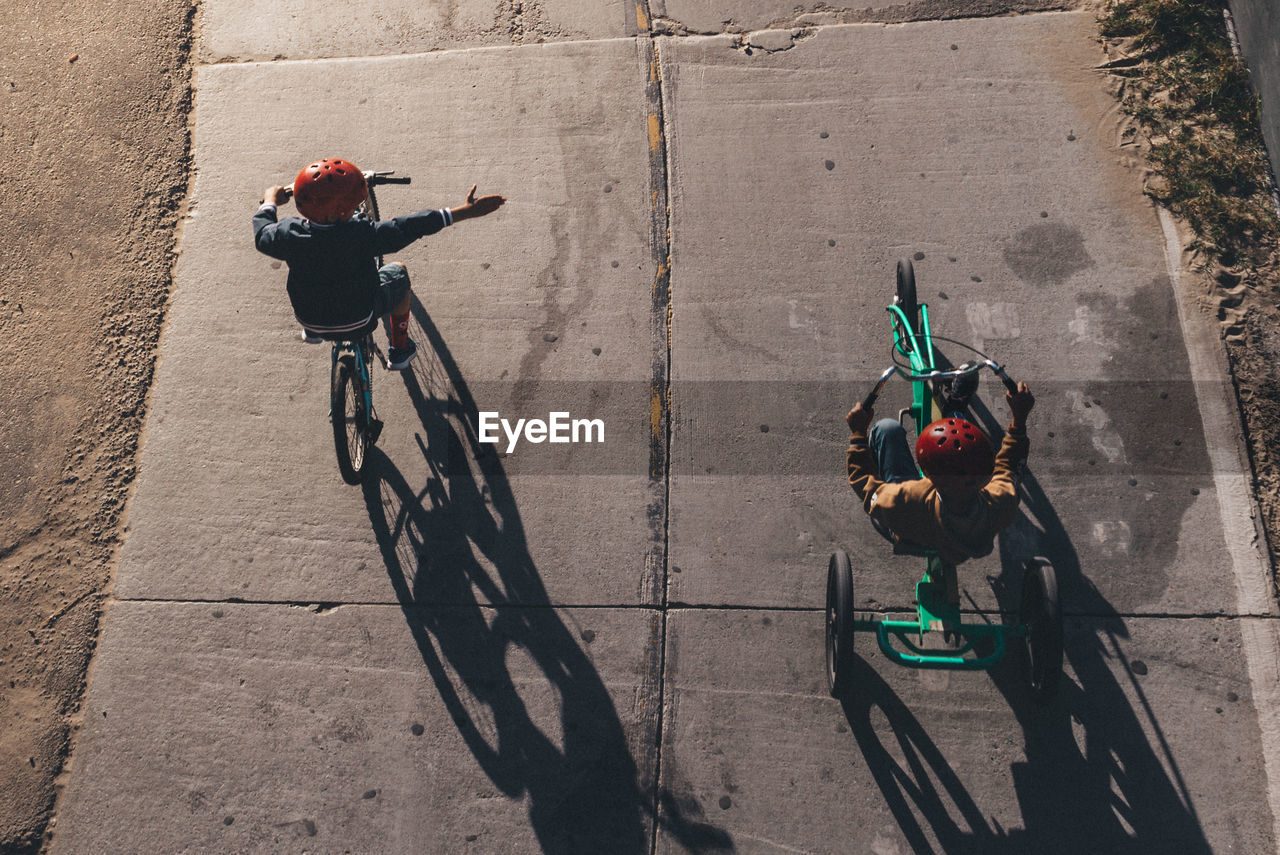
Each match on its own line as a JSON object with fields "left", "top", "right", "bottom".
{"left": 386, "top": 338, "right": 418, "bottom": 370}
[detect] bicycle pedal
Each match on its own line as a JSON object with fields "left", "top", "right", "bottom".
{"left": 367, "top": 419, "right": 384, "bottom": 446}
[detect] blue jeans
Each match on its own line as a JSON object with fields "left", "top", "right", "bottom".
{"left": 869, "top": 419, "right": 920, "bottom": 484}
{"left": 371, "top": 262, "right": 412, "bottom": 316}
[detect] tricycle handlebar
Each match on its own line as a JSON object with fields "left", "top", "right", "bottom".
{"left": 863, "top": 367, "right": 896, "bottom": 409}
{"left": 866, "top": 361, "right": 1020, "bottom": 405}
{"left": 984, "top": 360, "right": 1020, "bottom": 394}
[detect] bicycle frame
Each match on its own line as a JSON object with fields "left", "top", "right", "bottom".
{"left": 330, "top": 336, "right": 374, "bottom": 423}
{"left": 328, "top": 170, "right": 408, "bottom": 423}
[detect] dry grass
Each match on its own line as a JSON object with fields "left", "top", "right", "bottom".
{"left": 1099, "top": 0, "right": 1280, "bottom": 269}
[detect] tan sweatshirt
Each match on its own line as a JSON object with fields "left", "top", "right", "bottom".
{"left": 847, "top": 426, "right": 1029, "bottom": 565}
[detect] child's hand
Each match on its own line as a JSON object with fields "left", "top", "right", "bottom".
{"left": 264, "top": 185, "right": 292, "bottom": 206}
{"left": 846, "top": 403, "right": 873, "bottom": 435}
{"left": 454, "top": 184, "right": 506, "bottom": 220}
{"left": 1007, "top": 381, "right": 1034, "bottom": 429}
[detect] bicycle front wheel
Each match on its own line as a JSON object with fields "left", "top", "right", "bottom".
{"left": 332, "top": 355, "right": 368, "bottom": 484}
{"left": 359, "top": 191, "right": 383, "bottom": 268}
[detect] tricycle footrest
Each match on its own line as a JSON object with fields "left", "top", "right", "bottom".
{"left": 874, "top": 618, "right": 1006, "bottom": 671}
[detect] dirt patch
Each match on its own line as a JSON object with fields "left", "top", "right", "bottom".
{"left": 0, "top": 0, "right": 193, "bottom": 850}
{"left": 1226, "top": 301, "right": 1280, "bottom": 577}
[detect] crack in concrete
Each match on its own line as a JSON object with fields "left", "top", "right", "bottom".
{"left": 653, "top": 0, "right": 1076, "bottom": 37}
{"left": 192, "top": 2, "right": 1088, "bottom": 67}
{"left": 107, "top": 596, "right": 1280, "bottom": 620}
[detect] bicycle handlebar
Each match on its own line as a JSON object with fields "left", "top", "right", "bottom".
{"left": 279, "top": 170, "right": 411, "bottom": 197}
{"left": 364, "top": 170, "right": 411, "bottom": 186}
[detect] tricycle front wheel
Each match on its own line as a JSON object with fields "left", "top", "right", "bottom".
{"left": 895, "top": 258, "right": 919, "bottom": 336}
{"left": 826, "top": 550, "right": 856, "bottom": 698}
{"left": 1019, "top": 558, "right": 1063, "bottom": 704}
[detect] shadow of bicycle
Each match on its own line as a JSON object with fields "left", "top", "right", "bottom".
{"left": 359, "top": 299, "right": 732, "bottom": 854}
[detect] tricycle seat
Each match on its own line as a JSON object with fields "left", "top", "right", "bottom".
{"left": 870, "top": 516, "right": 937, "bottom": 558}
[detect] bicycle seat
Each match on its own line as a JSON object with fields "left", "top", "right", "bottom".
{"left": 870, "top": 516, "right": 937, "bottom": 558}
{"left": 306, "top": 317, "right": 380, "bottom": 343}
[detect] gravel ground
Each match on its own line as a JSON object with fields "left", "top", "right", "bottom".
{"left": 0, "top": 1, "right": 192, "bottom": 850}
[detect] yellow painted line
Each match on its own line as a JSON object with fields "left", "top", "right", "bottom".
{"left": 653, "top": 262, "right": 668, "bottom": 296}
{"left": 650, "top": 385, "right": 664, "bottom": 439}
{"left": 648, "top": 113, "right": 662, "bottom": 152}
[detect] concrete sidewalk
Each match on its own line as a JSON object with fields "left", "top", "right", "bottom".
{"left": 51, "top": 5, "right": 1280, "bottom": 853}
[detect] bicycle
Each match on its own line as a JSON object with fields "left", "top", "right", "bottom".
{"left": 297, "top": 169, "right": 412, "bottom": 485}
{"left": 825, "top": 259, "right": 1064, "bottom": 704}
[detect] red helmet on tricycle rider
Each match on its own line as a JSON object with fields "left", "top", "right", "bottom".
{"left": 915, "top": 417, "right": 995, "bottom": 499}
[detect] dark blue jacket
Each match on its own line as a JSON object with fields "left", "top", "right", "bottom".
{"left": 253, "top": 204, "right": 453, "bottom": 330}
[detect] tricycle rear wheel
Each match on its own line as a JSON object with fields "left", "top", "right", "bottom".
{"left": 1019, "top": 558, "right": 1063, "bottom": 704}
{"left": 826, "top": 550, "right": 856, "bottom": 698}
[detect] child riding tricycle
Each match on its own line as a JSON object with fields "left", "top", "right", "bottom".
{"left": 826, "top": 259, "right": 1063, "bottom": 703}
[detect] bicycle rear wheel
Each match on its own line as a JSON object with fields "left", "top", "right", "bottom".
{"left": 332, "top": 355, "right": 369, "bottom": 484}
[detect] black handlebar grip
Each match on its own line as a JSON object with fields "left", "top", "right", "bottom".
{"left": 863, "top": 368, "right": 895, "bottom": 409}
{"left": 373, "top": 176, "right": 412, "bottom": 185}
{"left": 999, "top": 372, "right": 1019, "bottom": 395}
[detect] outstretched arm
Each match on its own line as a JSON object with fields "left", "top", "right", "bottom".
{"left": 370, "top": 185, "right": 507, "bottom": 254}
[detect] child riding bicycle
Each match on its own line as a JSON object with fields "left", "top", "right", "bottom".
{"left": 254, "top": 157, "right": 505, "bottom": 369}
{"left": 845, "top": 381, "right": 1035, "bottom": 566}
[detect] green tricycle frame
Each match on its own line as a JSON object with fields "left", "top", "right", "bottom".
{"left": 825, "top": 259, "right": 1063, "bottom": 703}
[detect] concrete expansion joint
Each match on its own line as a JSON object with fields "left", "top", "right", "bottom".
{"left": 114, "top": 597, "right": 669, "bottom": 610}
{"left": 661, "top": 604, "right": 1280, "bottom": 620}
{"left": 637, "top": 9, "right": 675, "bottom": 851}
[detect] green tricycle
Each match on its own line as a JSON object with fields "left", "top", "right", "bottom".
{"left": 825, "top": 259, "right": 1063, "bottom": 703}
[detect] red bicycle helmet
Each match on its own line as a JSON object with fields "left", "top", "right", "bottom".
{"left": 292, "top": 158, "right": 366, "bottom": 223}
{"left": 915, "top": 417, "right": 995, "bottom": 498}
